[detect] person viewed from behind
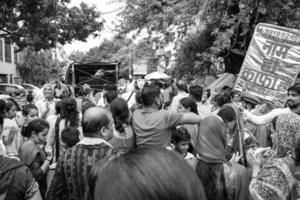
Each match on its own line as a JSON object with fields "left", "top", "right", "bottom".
{"left": 46, "top": 107, "right": 114, "bottom": 200}
{"left": 171, "top": 127, "right": 197, "bottom": 168}
{"left": 109, "top": 98, "right": 135, "bottom": 150}
{"left": 46, "top": 97, "right": 82, "bottom": 162}
{"left": 103, "top": 90, "right": 118, "bottom": 109}
{"left": 170, "top": 80, "right": 189, "bottom": 111}
{"left": 89, "top": 148, "right": 207, "bottom": 200}
{"left": 189, "top": 84, "right": 212, "bottom": 118}
{"left": 247, "top": 113, "right": 300, "bottom": 200}
{"left": 195, "top": 115, "right": 249, "bottom": 200}
{"left": 132, "top": 85, "right": 201, "bottom": 148}
{"left": 60, "top": 127, "right": 80, "bottom": 149}
{"left": 217, "top": 105, "right": 257, "bottom": 161}
{"left": 0, "top": 114, "right": 43, "bottom": 200}
{"left": 35, "top": 84, "right": 59, "bottom": 120}
{"left": 211, "top": 92, "right": 231, "bottom": 114}
{"left": 19, "top": 119, "right": 52, "bottom": 198}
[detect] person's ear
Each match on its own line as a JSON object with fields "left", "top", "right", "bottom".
{"left": 100, "top": 126, "right": 110, "bottom": 140}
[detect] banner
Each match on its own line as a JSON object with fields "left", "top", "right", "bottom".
{"left": 234, "top": 23, "right": 300, "bottom": 105}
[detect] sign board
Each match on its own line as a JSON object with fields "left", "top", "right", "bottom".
{"left": 234, "top": 23, "right": 300, "bottom": 105}
{"left": 133, "top": 60, "right": 147, "bottom": 75}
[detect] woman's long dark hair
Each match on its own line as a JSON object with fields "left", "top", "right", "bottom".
{"left": 110, "top": 98, "right": 129, "bottom": 133}
{"left": 179, "top": 97, "right": 198, "bottom": 115}
{"left": 23, "top": 118, "right": 49, "bottom": 138}
{"left": 196, "top": 160, "right": 227, "bottom": 200}
{"left": 61, "top": 97, "right": 79, "bottom": 127}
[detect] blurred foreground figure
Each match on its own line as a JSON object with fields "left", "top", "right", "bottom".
{"left": 89, "top": 148, "right": 207, "bottom": 200}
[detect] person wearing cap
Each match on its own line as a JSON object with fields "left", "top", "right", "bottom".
{"left": 243, "top": 84, "right": 300, "bottom": 125}
{"left": 241, "top": 93, "right": 260, "bottom": 112}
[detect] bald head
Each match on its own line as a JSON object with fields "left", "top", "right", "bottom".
{"left": 82, "top": 107, "right": 112, "bottom": 137}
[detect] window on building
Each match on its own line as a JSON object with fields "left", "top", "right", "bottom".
{"left": 14, "top": 47, "right": 18, "bottom": 64}
{"left": 0, "top": 39, "right": 3, "bottom": 62}
{"left": 5, "top": 40, "right": 12, "bottom": 63}
{"left": 0, "top": 74, "right": 7, "bottom": 83}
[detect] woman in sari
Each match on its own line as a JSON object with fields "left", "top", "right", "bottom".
{"left": 195, "top": 115, "right": 249, "bottom": 200}
{"left": 247, "top": 113, "right": 300, "bottom": 200}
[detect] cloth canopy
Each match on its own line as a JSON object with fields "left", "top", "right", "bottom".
{"left": 145, "top": 72, "right": 170, "bottom": 80}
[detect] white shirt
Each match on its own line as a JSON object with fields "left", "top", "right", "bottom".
{"left": 35, "top": 98, "right": 59, "bottom": 120}
{"left": 196, "top": 102, "right": 213, "bottom": 118}
{"left": 170, "top": 91, "right": 189, "bottom": 112}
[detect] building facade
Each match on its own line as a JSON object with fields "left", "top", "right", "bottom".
{"left": 0, "top": 37, "right": 20, "bottom": 83}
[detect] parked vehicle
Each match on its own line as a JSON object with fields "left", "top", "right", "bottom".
{"left": 64, "top": 62, "right": 120, "bottom": 94}
{"left": 22, "top": 83, "right": 40, "bottom": 92}
{"left": 0, "top": 94, "right": 21, "bottom": 111}
{"left": 0, "top": 84, "right": 27, "bottom": 107}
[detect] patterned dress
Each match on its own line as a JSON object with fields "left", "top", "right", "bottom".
{"left": 46, "top": 139, "right": 112, "bottom": 200}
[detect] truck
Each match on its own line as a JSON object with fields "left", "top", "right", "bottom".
{"left": 64, "top": 62, "right": 120, "bottom": 94}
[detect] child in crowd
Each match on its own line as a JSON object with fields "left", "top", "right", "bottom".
{"left": 171, "top": 127, "right": 197, "bottom": 169}
{"left": 61, "top": 127, "right": 80, "bottom": 149}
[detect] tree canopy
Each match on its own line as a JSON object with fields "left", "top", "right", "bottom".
{"left": 0, "top": 0, "right": 103, "bottom": 51}
{"left": 117, "top": 0, "right": 300, "bottom": 77}
{"left": 18, "top": 49, "right": 66, "bottom": 85}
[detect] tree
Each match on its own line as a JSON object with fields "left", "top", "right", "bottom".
{"left": 116, "top": 0, "right": 204, "bottom": 36}
{"left": 0, "top": 0, "right": 103, "bottom": 51}
{"left": 18, "top": 49, "right": 66, "bottom": 85}
{"left": 118, "top": 0, "right": 300, "bottom": 77}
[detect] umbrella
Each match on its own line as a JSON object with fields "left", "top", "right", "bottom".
{"left": 145, "top": 71, "right": 171, "bottom": 80}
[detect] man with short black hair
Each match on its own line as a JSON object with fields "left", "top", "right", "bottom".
{"left": 189, "top": 84, "right": 212, "bottom": 118}
{"left": 132, "top": 85, "right": 201, "bottom": 148}
{"left": 170, "top": 80, "right": 189, "bottom": 111}
{"left": 47, "top": 107, "right": 114, "bottom": 200}
{"left": 244, "top": 84, "right": 300, "bottom": 125}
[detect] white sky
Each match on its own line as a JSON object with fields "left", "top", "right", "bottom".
{"left": 63, "top": 0, "right": 124, "bottom": 55}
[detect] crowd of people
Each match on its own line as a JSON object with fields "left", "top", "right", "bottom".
{"left": 1, "top": 78, "right": 300, "bottom": 200}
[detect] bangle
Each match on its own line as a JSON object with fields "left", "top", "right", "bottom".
{"left": 46, "top": 158, "right": 52, "bottom": 162}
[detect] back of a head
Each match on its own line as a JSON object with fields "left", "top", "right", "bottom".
{"left": 90, "top": 148, "right": 206, "bottom": 200}
{"left": 176, "top": 80, "right": 187, "bottom": 92}
{"left": 62, "top": 97, "right": 77, "bottom": 115}
{"left": 214, "top": 93, "right": 230, "bottom": 107}
{"left": 217, "top": 105, "right": 236, "bottom": 122}
{"left": 61, "top": 127, "right": 80, "bottom": 148}
{"left": 189, "top": 85, "right": 203, "bottom": 102}
{"left": 110, "top": 98, "right": 129, "bottom": 133}
{"left": 141, "top": 85, "right": 161, "bottom": 107}
{"left": 104, "top": 90, "right": 118, "bottom": 104}
{"left": 82, "top": 99, "right": 96, "bottom": 115}
{"left": 62, "top": 97, "right": 78, "bottom": 127}
{"left": 82, "top": 107, "right": 110, "bottom": 137}
{"left": 179, "top": 97, "right": 198, "bottom": 115}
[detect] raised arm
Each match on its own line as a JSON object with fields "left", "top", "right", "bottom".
{"left": 180, "top": 112, "right": 201, "bottom": 125}
{"left": 243, "top": 108, "right": 288, "bottom": 126}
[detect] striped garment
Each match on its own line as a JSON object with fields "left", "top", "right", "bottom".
{"left": 46, "top": 141, "right": 112, "bottom": 200}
